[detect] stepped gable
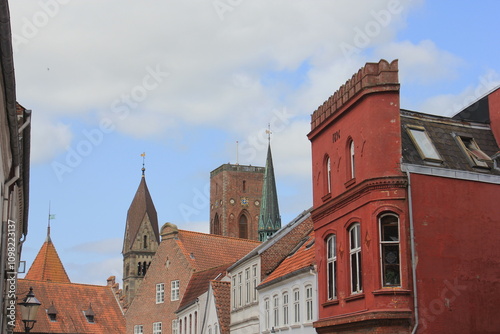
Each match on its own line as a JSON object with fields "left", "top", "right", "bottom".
{"left": 310, "top": 59, "right": 399, "bottom": 131}
{"left": 176, "top": 230, "right": 260, "bottom": 272}
{"left": 259, "top": 231, "right": 315, "bottom": 288}
{"left": 24, "top": 234, "right": 70, "bottom": 283}
{"left": 16, "top": 279, "right": 125, "bottom": 333}
{"left": 124, "top": 176, "right": 159, "bottom": 250}
{"left": 177, "top": 264, "right": 229, "bottom": 312}
{"left": 211, "top": 280, "right": 231, "bottom": 334}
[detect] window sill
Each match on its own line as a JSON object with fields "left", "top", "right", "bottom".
{"left": 344, "top": 178, "right": 356, "bottom": 188}
{"left": 290, "top": 324, "right": 301, "bottom": 328}
{"left": 372, "top": 288, "right": 411, "bottom": 296}
{"left": 345, "top": 292, "right": 364, "bottom": 302}
{"left": 322, "top": 299, "right": 339, "bottom": 307}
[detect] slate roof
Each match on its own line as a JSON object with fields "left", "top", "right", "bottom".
{"left": 211, "top": 280, "right": 231, "bottom": 334}
{"left": 15, "top": 279, "right": 125, "bottom": 333}
{"left": 123, "top": 176, "right": 160, "bottom": 251}
{"left": 259, "top": 231, "right": 316, "bottom": 289}
{"left": 176, "top": 230, "right": 261, "bottom": 272}
{"left": 177, "top": 264, "right": 229, "bottom": 312}
{"left": 24, "top": 233, "right": 70, "bottom": 283}
{"left": 401, "top": 109, "right": 500, "bottom": 175}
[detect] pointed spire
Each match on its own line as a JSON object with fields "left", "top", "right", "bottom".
{"left": 141, "top": 152, "right": 146, "bottom": 177}
{"left": 258, "top": 139, "right": 281, "bottom": 242}
{"left": 25, "top": 225, "right": 70, "bottom": 283}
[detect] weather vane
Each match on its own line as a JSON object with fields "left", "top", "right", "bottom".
{"left": 141, "top": 152, "right": 146, "bottom": 176}
{"left": 266, "top": 123, "right": 272, "bottom": 143}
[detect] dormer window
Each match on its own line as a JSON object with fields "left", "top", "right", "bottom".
{"left": 84, "top": 304, "right": 95, "bottom": 323}
{"left": 455, "top": 135, "right": 491, "bottom": 168}
{"left": 47, "top": 303, "right": 57, "bottom": 322}
{"left": 406, "top": 125, "right": 442, "bottom": 162}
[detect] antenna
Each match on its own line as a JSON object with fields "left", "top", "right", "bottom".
{"left": 236, "top": 141, "right": 239, "bottom": 165}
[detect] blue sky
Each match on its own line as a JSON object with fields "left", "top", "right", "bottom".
{"left": 9, "top": 0, "right": 500, "bottom": 284}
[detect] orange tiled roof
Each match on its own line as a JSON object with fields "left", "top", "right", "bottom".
{"left": 211, "top": 280, "right": 230, "bottom": 334}
{"left": 24, "top": 235, "right": 70, "bottom": 283}
{"left": 259, "top": 232, "right": 316, "bottom": 287}
{"left": 177, "top": 230, "right": 260, "bottom": 272}
{"left": 15, "top": 279, "right": 125, "bottom": 333}
{"left": 178, "top": 264, "right": 228, "bottom": 312}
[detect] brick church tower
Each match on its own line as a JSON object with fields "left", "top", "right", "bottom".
{"left": 209, "top": 163, "right": 265, "bottom": 240}
{"left": 122, "top": 166, "right": 160, "bottom": 307}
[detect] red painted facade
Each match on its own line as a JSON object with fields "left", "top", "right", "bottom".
{"left": 308, "top": 60, "right": 500, "bottom": 333}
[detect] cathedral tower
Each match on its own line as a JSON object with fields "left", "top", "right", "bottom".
{"left": 210, "top": 164, "right": 264, "bottom": 240}
{"left": 258, "top": 143, "right": 281, "bottom": 241}
{"left": 122, "top": 167, "right": 159, "bottom": 307}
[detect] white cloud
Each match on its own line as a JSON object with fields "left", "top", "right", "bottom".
{"left": 30, "top": 114, "right": 73, "bottom": 164}
{"left": 67, "top": 238, "right": 123, "bottom": 255}
{"left": 66, "top": 256, "right": 123, "bottom": 285}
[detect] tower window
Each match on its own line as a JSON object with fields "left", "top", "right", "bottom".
{"left": 143, "top": 235, "right": 148, "bottom": 249}
{"left": 327, "top": 234, "right": 337, "bottom": 300}
{"left": 349, "top": 223, "right": 362, "bottom": 294}
{"left": 325, "top": 155, "right": 331, "bottom": 194}
{"left": 242, "top": 180, "right": 246, "bottom": 192}
{"left": 380, "top": 214, "right": 401, "bottom": 287}
{"left": 349, "top": 140, "right": 355, "bottom": 179}
{"left": 239, "top": 214, "right": 248, "bottom": 239}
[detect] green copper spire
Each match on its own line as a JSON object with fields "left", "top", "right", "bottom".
{"left": 258, "top": 142, "right": 281, "bottom": 241}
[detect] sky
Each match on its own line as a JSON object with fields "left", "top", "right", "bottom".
{"left": 9, "top": 0, "right": 500, "bottom": 285}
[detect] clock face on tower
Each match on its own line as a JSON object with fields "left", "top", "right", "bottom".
{"left": 240, "top": 197, "right": 249, "bottom": 206}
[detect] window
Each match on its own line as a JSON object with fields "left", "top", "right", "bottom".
{"left": 153, "top": 322, "right": 162, "bottom": 334}
{"left": 245, "top": 268, "right": 250, "bottom": 304}
{"left": 238, "top": 272, "right": 242, "bottom": 307}
{"left": 171, "top": 280, "right": 180, "bottom": 301}
{"left": 252, "top": 264, "right": 258, "bottom": 301}
{"left": 380, "top": 214, "right": 401, "bottom": 287}
{"left": 134, "top": 325, "right": 144, "bottom": 334}
{"left": 306, "top": 285, "right": 313, "bottom": 322}
{"left": 194, "top": 312, "right": 197, "bottom": 334}
{"left": 293, "top": 288, "right": 300, "bottom": 323}
{"left": 282, "top": 291, "right": 289, "bottom": 325}
{"left": 327, "top": 235, "right": 337, "bottom": 300}
{"left": 407, "top": 126, "right": 442, "bottom": 161}
{"left": 273, "top": 294, "right": 279, "bottom": 328}
{"left": 47, "top": 304, "right": 57, "bottom": 322}
{"left": 172, "top": 319, "right": 179, "bottom": 334}
{"left": 349, "top": 223, "right": 362, "bottom": 294}
{"left": 349, "top": 140, "right": 355, "bottom": 179}
{"left": 179, "top": 319, "right": 182, "bottom": 334}
{"left": 189, "top": 314, "right": 192, "bottom": 334}
{"left": 264, "top": 298, "right": 270, "bottom": 330}
{"left": 232, "top": 276, "right": 237, "bottom": 308}
{"left": 239, "top": 215, "right": 248, "bottom": 239}
{"left": 242, "top": 180, "right": 246, "bottom": 192}
{"left": 144, "top": 235, "right": 148, "bottom": 249}
{"left": 455, "top": 135, "right": 491, "bottom": 168}
{"left": 325, "top": 155, "right": 331, "bottom": 193}
{"left": 214, "top": 323, "right": 218, "bottom": 334}
{"left": 156, "top": 283, "right": 165, "bottom": 303}
{"left": 207, "top": 326, "right": 212, "bottom": 334}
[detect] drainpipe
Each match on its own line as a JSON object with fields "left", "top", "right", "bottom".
{"left": 405, "top": 170, "right": 419, "bottom": 334}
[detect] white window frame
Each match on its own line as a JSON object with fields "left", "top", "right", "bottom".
{"left": 237, "top": 272, "right": 242, "bottom": 307}
{"left": 327, "top": 234, "right": 337, "bottom": 300}
{"left": 172, "top": 319, "right": 178, "bottom": 334}
{"left": 264, "top": 297, "right": 270, "bottom": 330}
{"left": 282, "top": 291, "right": 289, "bottom": 326}
{"left": 293, "top": 288, "right": 300, "bottom": 324}
{"left": 326, "top": 156, "right": 331, "bottom": 193}
{"left": 380, "top": 213, "right": 401, "bottom": 287}
{"left": 156, "top": 283, "right": 165, "bottom": 304}
{"left": 349, "top": 140, "right": 355, "bottom": 179}
{"left": 349, "top": 223, "right": 362, "bottom": 294}
{"left": 134, "top": 325, "right": 144, "bottom": 334}
{"left": 171, "top": 280, "right": 180, "bottom": 301}
{"left": 232, "top": 276, "right": 237, "bottom": 309}
{"left": 245, "top": 268, "right": 250, "bottom": 304}
{"left": 252, "top": 264, "right": 258, "bottom": 301}
{"left": 273, "top": 294, "right": 279, "bottom": 328}
{"left": 306, "top": 285, "right": 313, "bottom": 322}
{"left": 153, "top": 322, "right": 162, "bottom": 334}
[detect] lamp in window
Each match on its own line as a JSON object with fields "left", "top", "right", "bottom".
{"left": 19, "top": 287, "right": 42, "bottom": 333}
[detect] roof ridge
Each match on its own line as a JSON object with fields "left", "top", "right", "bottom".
{"left": 20, "top": 278, "right": 112, "bottom": 288}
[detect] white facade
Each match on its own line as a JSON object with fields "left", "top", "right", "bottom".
{"left": 200, "top": 277, "right": 229, "bottom": 334}
{"left": 176, "top": 292, "right": 207, "bottom": 334}
{"left": 258, "top": 270, "right": 317, "bottom": 334}
{"left": 228, "top": 256, "right": 261, "bottom": 334}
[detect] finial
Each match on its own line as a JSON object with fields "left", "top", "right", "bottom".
{"left": 47, "top": 202, "right": 55, "bottom": 242}
{"left": 266, "top": 123, "right": 272, "bottom": 144}
{"left": 141, "top": 152, "right": 146, "bottom": 177}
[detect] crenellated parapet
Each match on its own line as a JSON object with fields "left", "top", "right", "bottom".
{"left": 310, "top": 59, "right": 399, "bottom": 131}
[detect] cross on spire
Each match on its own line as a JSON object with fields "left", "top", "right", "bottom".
{"left": 141, "top": 152, "right": 146, "bottom": 177}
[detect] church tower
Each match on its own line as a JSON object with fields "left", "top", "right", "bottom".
{"left": 258, "top": 143, "right": 281, "bottom": 241}
{"left": 210, "top": 163, "right": 265, "bottom": 240}
{"left": 122, "top": 165, "right": 160, "bottom": 307}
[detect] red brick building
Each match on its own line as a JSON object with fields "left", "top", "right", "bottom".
{"left": 210, "top": 163, "right": 265, "bottom": 240}
{"left": 308, "top": 59, "right": 500, "bottom": 333}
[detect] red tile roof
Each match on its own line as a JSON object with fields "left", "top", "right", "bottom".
{"left": 176, "top": 230, "right": 260, "bottom": 272}
{"left": 259, "top": 231, "right": 316, "bottom": 287}
{"left": 24, "top": 236, "right": 70, "bottom": 283}
{"left": 211, "top": 280, "right": 230, "bottom": 334}
{"left": 15, "top": 279, "right": 125, "bottom": 333}
{"left": 177, "top": 264, "right": 228, "bottom": 312}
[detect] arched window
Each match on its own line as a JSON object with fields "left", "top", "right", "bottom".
{"left": 137, "top": 262, "right": 142, "bottom": 276}
{"left": 306, "top": 284, "right": 313, "bottom": 322}
{"left": 349, "top": 223, "right": 362, "bottom": 294}
{"left": 349, "top": 140, "right": 355, "bottom": 179}
{"left": 143, "top": 235, "right": 148, "bottom": 249}
{"left": 380, "top": 213, "right": 401, "bottom": 287}
{"left": 213, "top": 213, "right": 221, "bottom": 235}
{"left": 325, "top": 155, "right": 331, "bottom": 194}
{"left": 143, "top": 261, "right": 147, "bottom": 275}
{"left": 326, "top": 235, "right": 337, "bottom": 300}
{"left": 239, "top": 214, "right": 248, "bottom": 239}
{"left": 282, "top": 291, "right": 289, "bottom": 325}
{"left": 273, "top": 294, "right": 279, "bottom": 328}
